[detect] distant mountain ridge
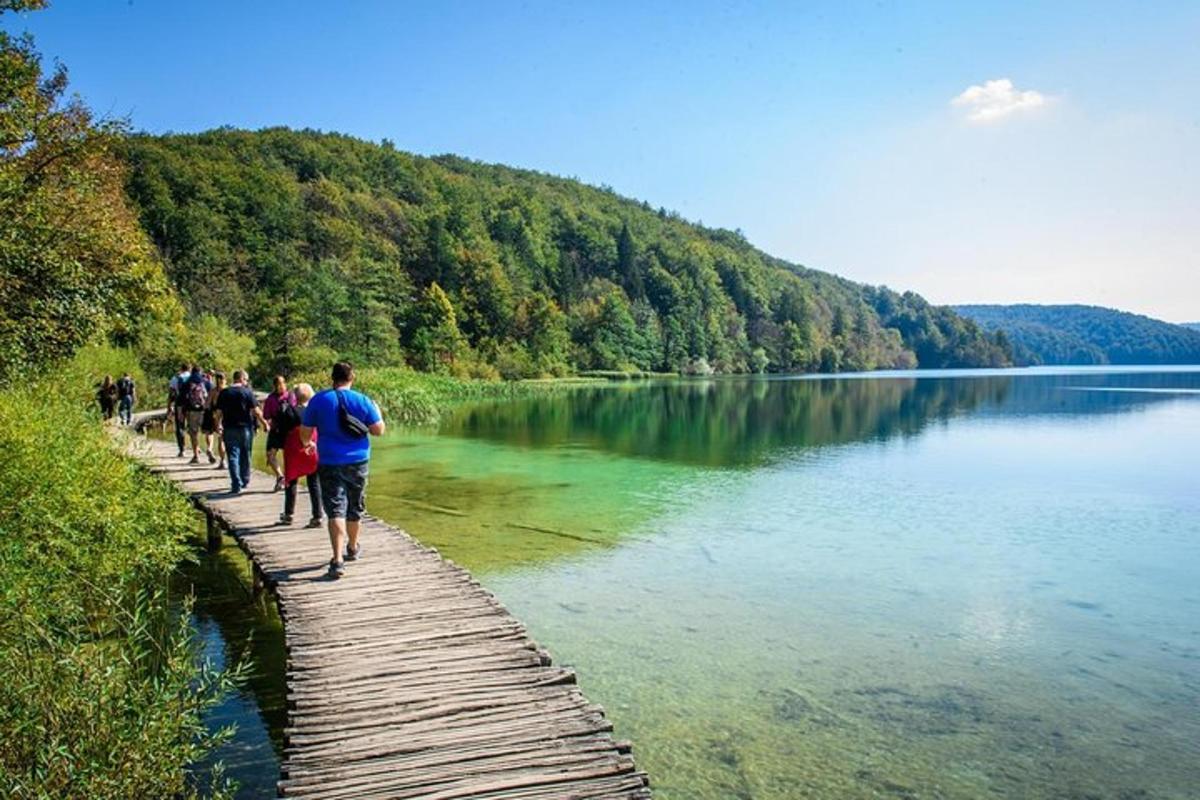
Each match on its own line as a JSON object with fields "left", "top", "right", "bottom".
{"left": 954, "top": 304, "right": 1200, "bottom": 366}
{"left": 1183, "top": 322, "right": 1200, "bottom": 332}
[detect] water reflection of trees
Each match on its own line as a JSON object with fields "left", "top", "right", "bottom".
{"left": 442, "top": 372, "right": 1199, "bottom": 468}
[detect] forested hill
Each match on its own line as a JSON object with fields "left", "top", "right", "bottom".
{"left": 121, "top": 128, "right": 1011, "bottom": 378}
{"left": 954, "top": 304, "right": 1200, "bottom": 366}
{"left": 1184, "top": 322, "right": 1200, "bottom": 332}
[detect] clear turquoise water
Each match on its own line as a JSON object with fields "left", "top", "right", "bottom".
{"left": 364, "top": 368, "right": 1200, "bottom": 799}
{"left": 188, "top": 368, "right": 1200, "bottom": 798}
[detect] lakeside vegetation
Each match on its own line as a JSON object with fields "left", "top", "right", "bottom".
{"left": 1, "top": 5, "right": 237, "bottom": 795}
{"left": 955, "top": 304, "right": 1200, "bottom": 366}
{"left": 297, "top": 366, "right": 603, "bottom": 426}
{"left": 0, "top": 350, "right": 237, "bottom": 798}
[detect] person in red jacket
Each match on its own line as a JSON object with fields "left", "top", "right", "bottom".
{"left": 276, "top": 382, "right": 323, "bottom": 528}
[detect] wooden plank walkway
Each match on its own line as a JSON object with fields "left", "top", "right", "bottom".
{"left": 125, "top": 421, "right": 649, "bottom": 799}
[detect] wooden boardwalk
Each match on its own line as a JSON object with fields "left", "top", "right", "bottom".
{"left": 126, "top": 424, "right": 649, "bottom": 799}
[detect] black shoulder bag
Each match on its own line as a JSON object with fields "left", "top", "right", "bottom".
{"left": 336, "top": 390, "right": 370, "bottom": 438}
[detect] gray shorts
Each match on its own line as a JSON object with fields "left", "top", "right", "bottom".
{"left": 318, "top": 461, "right": 369, "bottom": 521}
{"left": 186, "top": 410, "right": 205, "bottom": 434}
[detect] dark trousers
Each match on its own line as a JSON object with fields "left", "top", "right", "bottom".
{"left": 173, "top": 411, "right": 186, "bottom": 452}
{"left": 118, "top": 396, "right": 134, "bottom": 425}
{"left": 284, "top": 474, "right": 323, "bottom": 520}
{"left": 222, "top": 426, "right": 254, "bottom": 492}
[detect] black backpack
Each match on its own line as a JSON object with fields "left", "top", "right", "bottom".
{"left": 185, "top": 379, "right": 209, "bottom": 411}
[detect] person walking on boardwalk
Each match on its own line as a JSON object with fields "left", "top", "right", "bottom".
{"left": 299, "top": 362, "right": 384, "bottom": 579}
{"left": 204, "top": 371, "right": 227, "bottom": 470}
{"left": 213, "top": 369, "right": 267, "bottom": 495}
{"left": 116, "top": 372, "right": 136, "bottom": 425}
{"left": 166, "top": 363, "right": 191, "bottom": 456}
{"left": 275, "top": 382, "right": 323, "bottom": 528}
{"left": 263, "top": 375, "right": 296, "bottom": 492}
{"left": 183, "top": 365, "right": 213, "bottom": 464}
{"left": 96, "top": 375, "right": 117, "bottom": 420}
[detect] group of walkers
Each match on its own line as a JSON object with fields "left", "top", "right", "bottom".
{"left": 163, "top": 361, "right": 384, "bottom": 579}
{"left": 96, "top": 373, "right": 138, "bottom": 425}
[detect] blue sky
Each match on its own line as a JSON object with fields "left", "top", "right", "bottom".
{"left": 13, "top": 1, "right": 1200, "bottom": 320}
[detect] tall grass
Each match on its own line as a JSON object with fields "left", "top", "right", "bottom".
{"left": 0, "top": 348, "right": 236, "bottom": 798}
{"left": 296, "top": 366, "right": 602, "bottom": 426}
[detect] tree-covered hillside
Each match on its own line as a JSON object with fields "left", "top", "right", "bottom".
{"left": 955, "top": 304, "right": 1200, "bottom": 366}
{"left": 1183, "top": 322, "right": 1200, "bottom": 332}
{"left": 121, "top": 128, "right": 1011, "bottom": 378}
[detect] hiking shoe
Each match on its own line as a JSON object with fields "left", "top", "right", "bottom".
{"left": 328, "top": 560, "right": 345, "bottom": 579}
{"left": 177, "top": 449, "right": 185, "bottom": 457}
{"left": 216, "top": 461, "right": 225, "bottom": 470}
{"left": 189, "top": 455, "right": 200, "bottom": 464}
{"left": 305, "top": 517, "right": 324, "bottom": 529}
{"left": 345, "top": 542, "right": 362, "bottom": 562}
{"left": 277, "top": 514, "right": 293, "bottom": 526}
{"left": 273, "top": 477, "right": 284, "bottom": 492}
{"left": 207, "top": 451, "right": 216, "bottom": 464}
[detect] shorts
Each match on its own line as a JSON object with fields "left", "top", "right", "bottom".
{"left": 201, "top": 408, "right": 215, "bottom": 434}
{"left": 318, "top": 461, "right": 369, "bottom": 522}
{"left": 186, "top": 410, "right": 205, "bottom": 434}
{"left": 266, "top": 427, "right": 287, "bottom": 451}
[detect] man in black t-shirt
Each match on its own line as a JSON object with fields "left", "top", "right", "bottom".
{"left": 213, "top": 370, "right": 267, "bottom": 494}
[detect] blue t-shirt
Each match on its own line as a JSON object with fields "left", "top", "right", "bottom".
{"left": 302, "top": 388, "right": 382, "bottom": 466}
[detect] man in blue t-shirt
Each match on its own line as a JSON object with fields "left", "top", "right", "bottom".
{"left": 300, "top": 362, "right": 385, "bottom": 578}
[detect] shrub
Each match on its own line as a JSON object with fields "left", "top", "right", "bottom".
{"left": 0, "top": 353, "right": 236, "bottom": 798}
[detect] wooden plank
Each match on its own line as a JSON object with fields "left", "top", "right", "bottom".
{"left": 118, "top": 424, "right": 649, "bottom": 798}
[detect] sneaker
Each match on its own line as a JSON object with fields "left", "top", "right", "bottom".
{"left": 177, "top": 449, "right": 185, "bottom": 457}
{"left": 345, "top": 542, "right": 362, "bottom": 561}
{"left": 277, "top": 514, "right": 293, "bottom": 526}
{"left": 328, "top": 560, "right": 345, "bottom": 579}
{"left": 273, "top": 477, "right": 284, "bottom": 493}
{"left": 207, "top": 451, "right": 216, "bottom": 464}
{"left": 305, "top": 517, "right": 324, "bottom": 529}
{"left": 217, "top": 460, "right": 225, "bottom": 470}
{"left": 189, "top": 455, "right": 200, "bottom": 464}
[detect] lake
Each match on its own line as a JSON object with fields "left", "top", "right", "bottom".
{"left": 202, "top": 367, "right": 1200, "bottom": 798}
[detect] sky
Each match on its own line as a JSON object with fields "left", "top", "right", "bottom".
{"left": 11, "top": 1, "right": 1200, "bottom": 321}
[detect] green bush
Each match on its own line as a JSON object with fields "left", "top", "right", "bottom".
{"left": 0, "top": 353, "right": 236, "bottom": 799}
{"left": 296, "top": 365, "right": 600, "bottom": 426}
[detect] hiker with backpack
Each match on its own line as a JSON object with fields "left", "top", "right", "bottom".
{"left": 96, "top": 375, "right": 117, "bottom": 420}
{"left": 166, "top": 363, "right": 191, "bottom": 456}
{"left": 299, "top": 362, "right": 385, "bottom": 579}
{"left": 116, "top": 372, "right": 136, "bottom": 425}
{"left": 275, "top": 382, "right": 323, "bottom": 528}
{"left": 262, "top": 375, "right": 296, "bottom": 492}
{"left": 183, "top": 366, "right": 214, "bottom": 464}
{"left": 203, "top": 371, "right": 227, "bottom": 470}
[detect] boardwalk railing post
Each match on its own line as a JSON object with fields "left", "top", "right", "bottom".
{"left": 206, "top": 512, "right": 221, "bottom": 551}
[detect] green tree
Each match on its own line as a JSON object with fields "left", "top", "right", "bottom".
{"left": 411, "top": 282, "right": 466, "bottom": 372}
{"left": 514, "top": 291, "right": 570, "bottom": 375}
{"left": 0, "top": 5, "right": 177, "bottom": 377}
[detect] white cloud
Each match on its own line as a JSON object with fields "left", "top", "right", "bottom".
{"left": 951, "top": 78, "right": 1048, "bottom": 123}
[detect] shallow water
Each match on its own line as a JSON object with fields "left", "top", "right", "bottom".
{"left": 361, "top": 368, "right": 1200, "bottom": 799}
{"left": 177, "top": 531, "right": 285, "bottom": 798}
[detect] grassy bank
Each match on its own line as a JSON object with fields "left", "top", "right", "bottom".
{"left": 0, "top": 350, "right": 235, "bottom": 799}
{"left": 296, "top": 366, "right": 604, "bottom": 426}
